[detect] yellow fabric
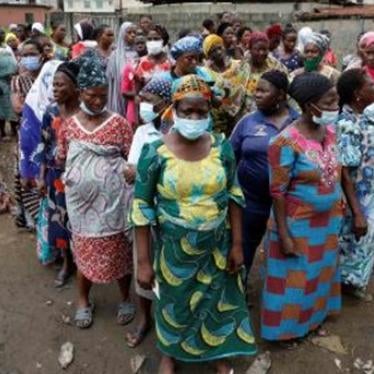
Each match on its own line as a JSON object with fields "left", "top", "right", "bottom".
{"left": 203, "top": 34, "right": 224, "bottom": 57}
{"left": 5, "top": 33, "right": 17, "bottom": 43}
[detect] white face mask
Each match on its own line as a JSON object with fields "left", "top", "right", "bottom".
{"left": 80, "top": 101, "right": 106, "bottom": 117}
{"left": 173, "top": 111, "right": 210, "bottom": 140}
{"left": 312, "top": 105, "right": 339, "bottom": 126}
{"left": 139, "top": 102, "right": 158, "bottom": 123}
{"left": 146, "top": 40, "right": 164, "bottom": 55}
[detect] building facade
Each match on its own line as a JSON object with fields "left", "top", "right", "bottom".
{"left": 0, "top": 0, "right": 58, "bottom": 27}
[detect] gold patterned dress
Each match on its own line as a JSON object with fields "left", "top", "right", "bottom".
{"left": 130, "top": 134, "right": 256, "bottom": 362}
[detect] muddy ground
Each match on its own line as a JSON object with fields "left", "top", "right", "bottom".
{"left": 0, "top": 139, "right": 373, "bottom": 374}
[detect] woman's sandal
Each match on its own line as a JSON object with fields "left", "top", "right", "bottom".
{"left": 117, "top": 301, "right": 136, "bottom": 325}
{"left": 126, "top": 324, "right": 152, "bottom": 348}
{"left": 54, "top": 268, "right": 73, "bottom": 288}
{"left": 75, "top": 302, "right": 95, "bottom": 329}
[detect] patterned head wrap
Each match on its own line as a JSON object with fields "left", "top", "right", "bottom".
{"left": 77, "top": 50, "right": 108, "bottom": 89}
{"left": 170, "top": 36, "right": 202, "bottom": 60}
{"left": 141, "top": 76, "right": 172, "bottom": 103}
{"left": 172, "top": 74, "right": 212, "bottom": 103}
{"left": 303, "top": 32, "right": 329, "bottom": 55}
{"left": 249, "top": 32, "right": 269, "bottom": 49}
{"left": 203, "top": 34, "right": 224, "bottom": 57}
{"left": 289, "top": 72, "right": 333, "bottom": 107}
{"left": 359, "top": 31, "right": 374, "bottom": 50}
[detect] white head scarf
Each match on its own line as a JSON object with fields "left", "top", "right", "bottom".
{"left": 106, "top": 22, "right": 138, "bottom": 114}
{"left": 32, "top": 22, "right": 45, "bottom": 34}
{"left": 296, "top": 26, "right": 313, "bottom": 54}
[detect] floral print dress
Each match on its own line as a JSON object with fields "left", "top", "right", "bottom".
{"left": 336, "top": 104, "right": 374, "bottom": 289}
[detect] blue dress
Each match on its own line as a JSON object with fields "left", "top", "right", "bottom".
{"left": 230, "top": 108, "right": 299, "bottom": 271}
{"left": 34, "top": 105, "right": 70, "bottom": 264}
{"left": 336, "top": 104, "right": 374, "bottom": 289}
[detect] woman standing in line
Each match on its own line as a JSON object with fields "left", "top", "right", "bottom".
{"left": 71, "top": 20, "right": 97, "bottom": 60}
{"left": 291, "top": 32, "right": 340, "bottom": 85}
{"left": 107, "top": 22, "right": 138, "bottom": 115}
{"left": 125, "top": 76, "right": 172, "bottom": 348}
{"left": 262, "top": 73, "right": 342, "bottom": 343}
{"left": 230, "top": 70, "right": 299, "bottom": 276}
{"left": 130, "top": 75, "right": 256, "bottom": 374}
{"left": 12, "top": 39, "right": 47, "bottom": 231}
{"left": 57, "top": 54, "right": 134, "bottom": 328}
{"left": 0, "top": 28, "right": 17, "bottom": 140}
{"left": 135, "top": 25, "right": 172, "bottom": 88}
{"left": 336, "top": 68, "right": 374, "bottom": 301}
{"left": 34, "top": 62, "right": 80, "bottom": 283}
{"left": 50, "top": 22, "right": 69, "bottom": 61}
{"left": 202, "top": 34, "right": 252, "bottom": 137}
{"left": 273, "top": 24, "right": 303, "bottom": 73}
{"left": 245, "top": 32, "right": 288, "bottom": 111}
{"left": 93, "top": 24, "right": 115, "bottom": 70}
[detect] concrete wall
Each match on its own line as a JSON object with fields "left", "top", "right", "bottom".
{"left": 52, "top": 2, "right": 369, "bottom": 59}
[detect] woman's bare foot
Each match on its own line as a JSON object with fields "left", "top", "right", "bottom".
{"left": 215, "top": 360, "right": 233, "bottom": 374}
{"left": 159, "top": 355, "right": 175, "bottom": 374}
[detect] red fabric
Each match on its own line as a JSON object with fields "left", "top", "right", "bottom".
{"left": 121, "top": 64, "right": 138, "bottom": 128}
{"left": 73, "top": 233, "right": 132, "bottom": 283}
{"left": 135, "top": 55, "right": 172, "bottom": 84}
{"left": 71, "top": 42, "right": 87, "bottom": 59}
{"left": 323, "top": 49, "right": 338, "bottom": 68}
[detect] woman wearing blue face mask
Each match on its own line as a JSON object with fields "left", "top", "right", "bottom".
{"left": 130, "top": 74, "right": 256, "bottom": 374}
{"left": 262, "top": 72, "right": 343, "bottom": 344}
{"left": 11, "top": 39, "right": 45, "bottom": 232}
{"left": 125, "top": 76, "right": 172, "bottom": 349}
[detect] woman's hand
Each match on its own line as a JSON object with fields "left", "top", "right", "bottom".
{"left": 36, "top": 179, "right": 46, "bottom": 197}
{"left": 280, "top": 235, "right": 302, "bottom": 257}
{"left": 227, "top": 244, "right": 244, "bottom": 274}
{"left": 352, "top": 213, "right": 368, "bottom": 241}
{"left": 124, "top": 165, "right": 136, "bottom": 184}
{"left": 20, "top": 178, "right": 32, "bottom": 191}
{"left": 137, "top": 261, "right": 155, "bottom": 290}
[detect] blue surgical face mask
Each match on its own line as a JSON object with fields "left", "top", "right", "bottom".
{"left": 80, "top": 101, "right": 106, "bottom": 117}
{"left": 140, "top": 102, "right": 158, "bottom": 123}
{"left": 173, "top": 111, "right": 210, "bottom": 140}
{"left": 312, "top": 105, "right": 339, "bottom": 126}
{"left": 20, "top": 56, "right": 41, "bottom": 72}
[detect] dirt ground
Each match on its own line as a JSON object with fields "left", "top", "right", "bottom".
{"left": 0, "top": 139, "right": 373, "bottom": 374}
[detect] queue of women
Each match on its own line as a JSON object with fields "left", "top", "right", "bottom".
{"left": 1, "top": 13, "right": 374, "bottom": 374}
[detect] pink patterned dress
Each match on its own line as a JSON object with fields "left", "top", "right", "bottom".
{"left": 58, "top": 113, "right": 133, "bottom": 283}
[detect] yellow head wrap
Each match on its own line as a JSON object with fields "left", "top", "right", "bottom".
{"left": 5, "top": 32, "right": 18, "bottom": 43}
{"left": 202, "top": 34, "right": 224, "bottom": 57}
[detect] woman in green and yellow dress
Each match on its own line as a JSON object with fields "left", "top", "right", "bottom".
{"left": 130, "top": 74, "right": 256, "bottom": 374}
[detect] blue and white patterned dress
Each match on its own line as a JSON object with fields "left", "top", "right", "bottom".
{"left": 336, "top": 104, "right": 374, "bottom": 289}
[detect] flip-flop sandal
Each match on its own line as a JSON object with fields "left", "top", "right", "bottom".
{"left": 117, "top": 301, "right": 135, "bottom": 326}
{"left": 126, "top": 325, "right": 152, "bottom": 348}
{"left": 75, "top": 302, "right": 95, "bottom": 329}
